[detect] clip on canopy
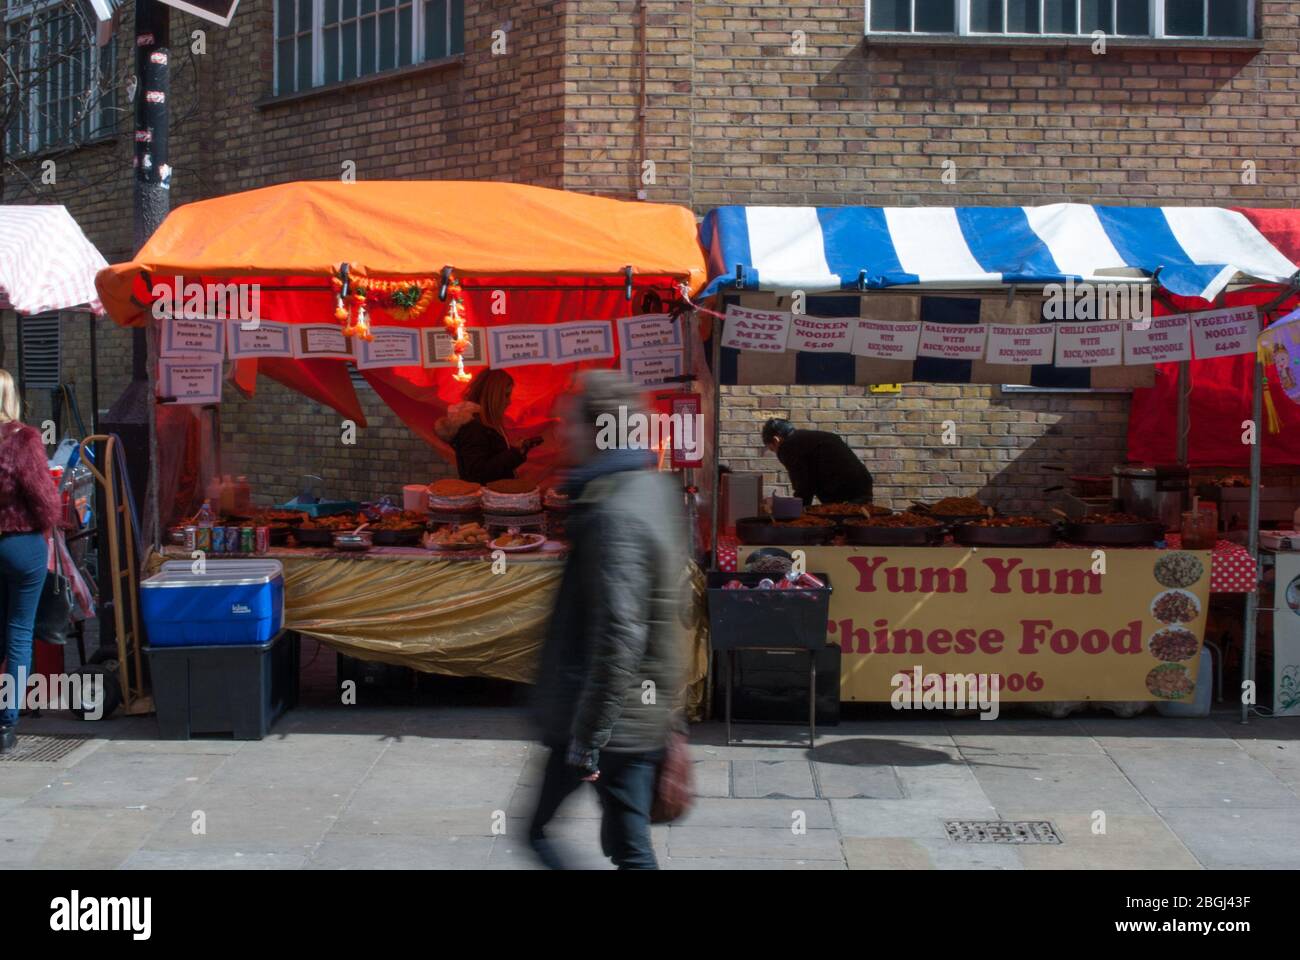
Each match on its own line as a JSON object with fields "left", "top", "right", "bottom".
{"left": 0, "top": 205, "right": 108, "bottom": 315}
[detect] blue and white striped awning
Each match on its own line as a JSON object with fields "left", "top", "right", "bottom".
{"left": 699, "top": 204, "right": 1300, "bottom": 302}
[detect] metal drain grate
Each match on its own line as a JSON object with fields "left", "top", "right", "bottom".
{"left": 0, "top": 734, "right": 90, "bottom": 763}
{"left": 945, "top": 820, "right": 1062, "bottom": 845}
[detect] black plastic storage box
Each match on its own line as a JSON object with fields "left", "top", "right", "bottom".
{"left": 706, "top": 571, "right": 833, "bottom": 651}
{"left": 715, "top": 645, "right": 842, "bottom": 726}
{"left": 147, "top": 630, "right": 300, "bottom": 740}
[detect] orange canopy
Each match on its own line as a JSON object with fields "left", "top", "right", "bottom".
{"left": 96, "top": 180, "right": 708, "bottom": 326}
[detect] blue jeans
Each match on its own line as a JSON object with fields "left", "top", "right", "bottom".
{"left": 530, "top": 747, "right": 663, "bottom": 869}
{"left": 0, "top": 532, "right": 48, "bottom": 728}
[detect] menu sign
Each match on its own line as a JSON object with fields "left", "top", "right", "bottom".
{"left": 721, "top": 305, "right": 791, "bottom": 353}
{"left": 852, "top": 320, "right": 922, "bottom": 361}
{"left": 787, "top": 314, "right": 854, "bottom": 353}
{"left": 1054, "top": 322, "right": 1123, "bottom": 367}
{"left": 487, "top": 325, "right": 551, "bottom": 369}
{"left": 1124, "top": 314, "right": 1192, "bottom": 365}
{"left": 618, "top": 314, "right": 680, "bottom": 352}
{"left": 553, "top": 321, "right": 615, "bottom": 362}
{"left": 292, "top": 325, "right": 354, "bottom": 360}
{"left": 423, "top": 327, "right": 487, "bottom": 367}
{"left": 162, "top": 317, "right": 224, "bottom": 358}
{"left": 622, "top": 350, "right": 685, "bottom": 387}
{"left": 356, "top": 327, "right": 423, "bottom": 369}
{"left": 917, "top": 322, "right": 987, "bottom": 361}
{"left": 226, "top": 320, "right": 292, "bottom": 358}
{"left": 1189, "top": 306, "right": 1260, "bottom": 360}
{"left": 985, "top": 324, "right": 1055, "bottom": 366}
{"left": 159, "top": 359, "right": 222, "bottom": 405}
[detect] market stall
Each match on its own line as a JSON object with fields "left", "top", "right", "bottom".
{"left": 696, "top": 203, "right": 1300, "bottom": 714}
{"left": 95, "top": 180, "right": 713, "bottom": 698}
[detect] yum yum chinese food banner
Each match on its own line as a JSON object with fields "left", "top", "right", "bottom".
{"left": 739, "top": 547, "right": 1211, "bottom": 702}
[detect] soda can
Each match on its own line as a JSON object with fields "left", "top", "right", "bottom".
{"left": 195, "top": 525, "right": 212, "bottom": 552}
{"left": 226, "top": 526, "right": 242, "bottom": 554}
{"left": 183, "top": 525, "right": 197, "bottom": 552}
{"left": 255, "top": 526, "right": 270, "bottom": 554}
{"left": 241, "top": 527, "right": 255, "bottom": 553}
{"left": 211, "top": 525, "right": 226, "bottom": 554}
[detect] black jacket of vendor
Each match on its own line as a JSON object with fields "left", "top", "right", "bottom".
{"left": 434, "top": 401, "right": 525, "bottom": 485}
{"left": 777, "top": 429, "right": 873, "bottom": 505}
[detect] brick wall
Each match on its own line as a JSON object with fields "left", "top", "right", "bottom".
{"left": 3, "top": 0, "right": 569, "bottom": 506}
{"left": 561, "top": 0, "right": 1300, "bottom": 512}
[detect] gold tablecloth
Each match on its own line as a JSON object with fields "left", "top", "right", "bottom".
{"left": 149, "top": 549, "right": 711, "bottom": 716}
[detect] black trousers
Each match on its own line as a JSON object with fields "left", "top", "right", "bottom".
{"left": 529, "top": 746, "right": 663, "bottom": 870}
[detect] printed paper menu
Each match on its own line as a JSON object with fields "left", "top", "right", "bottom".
{"left": 226, "top": 320, "right": 292, "bottom": 358}
{"left": 553, "top": 321, "right": 615, "bottom": 362}
{"left": 1189, "top": 306, "right": 1259, "bottom": 359}
{"left": 159, "top": 359, "right": 222, "bottom": 405}
{"left": 487, "top": 325, "right": 551, "bottom": 368}
{"left": 852, "top": 320, "right": 922, "bottom": 361}
{"left": 1123, "top": 314, "right": 1192, "bottom": 365}
{"left": 1055, "top": 322, "right": 1123, "bottom": 367}
{"left": 356, "top": 327, "right": 423, "bottom": 369}
{"left": 916, "top": 322, "right": 987, "bottom": 361}
{"left": 721, "top": 305, "right": 791, "bottom": 353}
{"left": 985, "top": 324, "right": 1055, "bottom": 365}
{"left": 787, "top": 314, "right": 854, "bottom": 353}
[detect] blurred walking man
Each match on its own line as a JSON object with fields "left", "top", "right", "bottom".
{"left": 529, "top": 371, "right": 687, "bottom": 870}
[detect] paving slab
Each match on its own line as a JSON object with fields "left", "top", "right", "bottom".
{"left": 121, "top": 850, "right": 307, "bottom": 870}
{"left": 676, "top": 798, "right": 835, "bottom": 830}
{"left": 1228, "top": 739, "right": 1300, "bottom": 794}
{"left": 21, "top": 750, "right": 227, "bottom": 810}
{"left": 843, "top": 836, "right": 1023, "bottom": 870}
{"left": 307, "top": 834, "right": 494, "bottom": 869}
{"left": 1107, "top": 747, "right": 1298, "bottom": 808}
{"left": 691, "top": 760, "right": 731, "bottom": 798}
{"left": 831, "top": 796, "right": 998, "bottom": 840}
{"left": 995, "top": 810, "right": 1202, "bottom": 870}
{"left": 811, "top": 761, "right": 904, "bottom": 799}
{"left": 1157, "top": 806, "right": 1300, "bottom": 869}
{"left": 0, "top": 806, "right": 168, "bottom": 869}
{"left": 731, "top": 759, "right": 818, "bottom": 799}
{"left": 968, "top": 753, "right": 1153, "bottom": 815}
{"left": 667, "top": 825, "right": 844, "bottom": 861}
{"left": 664, "top": 856, "right": 846, "bottom": 870}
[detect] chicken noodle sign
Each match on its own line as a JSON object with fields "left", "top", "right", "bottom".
{"left": 737, "top": 546, "right": 1212, "bottom": 702}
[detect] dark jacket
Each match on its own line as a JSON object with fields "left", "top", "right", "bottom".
{"left": 0, "top": 421, "right": 60, "bottom": 534}
{"left": 533, "top": 460, "right": 687, "bottom": 753}
{"left": 434, "top": 401, "right": 524, "bottom": 485}
{"left": 777, "top": 429, "right": 873, "bottom": 505}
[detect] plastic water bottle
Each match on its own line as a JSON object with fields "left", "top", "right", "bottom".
{"left": 197, "top": 499, "right": 215, "bottom": 530}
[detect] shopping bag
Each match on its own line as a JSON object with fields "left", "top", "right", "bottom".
{"left": 650, "top": 728, "right": 695, "bottom": 823}
{"left": 34, "top": 535, "right": 73, "bottom": 645}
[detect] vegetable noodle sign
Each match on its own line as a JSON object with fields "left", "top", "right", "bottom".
{"left": 739, "top": 546, "right": 1211, "bottom": 702}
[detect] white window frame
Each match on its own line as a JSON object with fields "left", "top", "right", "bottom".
{"left": 3, "top": 0, "right": 114, "bottom": 156}
{"left": 273, "top": 0, "right": 461, "bottom": 96}
{"left": 864, "top": 0, "right": 1255, "bottom": 39}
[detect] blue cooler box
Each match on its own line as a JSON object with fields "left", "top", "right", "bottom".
{"left": 142, "top": 560, "right": 285, "bottom": 646}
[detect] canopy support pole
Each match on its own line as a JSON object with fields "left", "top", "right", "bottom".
{"left": 1241, "top": 350, "right": 1264, "bottom": 724}
{"left": 710, "top": 320, "right": 722, "bottom": 570}
{"left": 1176, "top": 360, "right": 1190, "bottom": 466}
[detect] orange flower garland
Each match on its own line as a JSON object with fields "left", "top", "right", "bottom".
{"left": 444, "top": 278, "right": 472, "bottom": 383}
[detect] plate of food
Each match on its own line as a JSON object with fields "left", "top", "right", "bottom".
{"left": 914, "top": 496, "right": 992, "bottom": 525}
{"left": 371, "top": 511, "right": 429, "bottom": 546}
{"left": 735, "top": 515, "right": 836, "bottom": 546}
{"left": 490, "top": 532, "right": 546, "bottom": 552}
{"left": 1151, "top": 589, "right": 1201, "bottom": 625}
{"left": 843, "top": 512, "right": 944, "bottom": 546}
{"left": 424, "top": 522, "right": 491, "bottom": 550}
{"left": 953, "top": 515, "right": 1055, "bottom": 547}
{"left": 294, "top": 513, "right": 360, "bottom": 546}
{"left": 1148, "top": 626, "right": 1200, "bottom": 662}
{"left": 1064, "top": 513, "right": 1165, "bottom": 546}
{"left": 806, "top": 502, "right": 892, "bottom": 519}
{"left": 1146, "top": 662, "right": 1195, "bottom": 700}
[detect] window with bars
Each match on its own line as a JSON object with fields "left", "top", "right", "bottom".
{"left": 275, "top": 0, "right": 464, "bottom": 95}
{"left": 3, "top": 0, "right": 116, "bottom": 156}
{"left": 866, "top": 1, "right": 1254, "bottom": 38}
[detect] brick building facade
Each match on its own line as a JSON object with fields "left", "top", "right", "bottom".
{"left": 4, "top": 0, "right": 1297, "bottom": 510}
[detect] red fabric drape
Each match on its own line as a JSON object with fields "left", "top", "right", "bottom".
{"left": 1126, "top": 287, "right": 1300, "bottom": 466}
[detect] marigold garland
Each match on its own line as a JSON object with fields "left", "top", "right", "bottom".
{"left": 330, "top": 267, "right": 470, "bottom": 377}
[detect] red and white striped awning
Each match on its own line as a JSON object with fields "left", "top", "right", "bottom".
{"left": 0, "top": 206, "right": 108, "bottom": 315}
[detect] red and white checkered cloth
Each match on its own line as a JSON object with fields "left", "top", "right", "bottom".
{"left": 716, "top": 535, "right": 1258, "bottom": 593}
{"left": 0, "top": 206, "right": 107, "bottom": 315}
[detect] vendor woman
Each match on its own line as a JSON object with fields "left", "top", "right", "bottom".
{"left": 435, "top": 369, "right": 542, "bottom": 484}
{"left": 761, "top": 417, "right": 873, "bottom": 506}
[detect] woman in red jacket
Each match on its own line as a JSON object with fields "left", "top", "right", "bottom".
{"left": 0, "top": 369, "right": 60, "bottom": 752}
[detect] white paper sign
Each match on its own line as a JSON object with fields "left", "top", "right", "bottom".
{"left": 1055, "top": 322, "right": 1124, "bottom": 367}
{"left": 356, "top": 327, "right": 423, "bottom": 369}
{"left": 722, "top": 305, "right": 791, "bottom": 353}
{"left": 291, "top": 325, "right": 354, "bottom": 360}
{"left": 226, "top": 319, "right": 292, "bottom": 358}
{"left": 787, "top": 314, "right": 854, "bottom": 353}
{"left": 618, "top": 314, "right": 681, "bottom": 353}
{"left": 159, "top": 359, "right": 222, "bottom": 405}
{"left": 623, "top": 350, "right": 685, "bottom": 387}
{"left": 553, "top": 321, "right": 615, "bottom": 362}
{"left": 1123, "top": 314, "right": 1192, "bottom": 365}
{"left": 487, "top": 325, "right": 552, "bottom": 369}
{"left": 985, "top": 324, "right": 1056, "bottom": 365}
{"left": 851, "top": 320, "right": 922, "bottom": 361}
{"left": 917, "top": 322, "right": 987, "bottom": 361}
{"left": 162, "top": 317, "right": 224, "bottom": 358}
{"left": 423, "top": 327, "right": 487, "bottom": 367}
{"left": 1189, "top": 306, "right": 1260, "bottom": 360}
